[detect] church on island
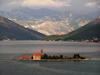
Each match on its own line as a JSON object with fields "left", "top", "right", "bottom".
{"left": 33, "top": 49, "right": 43, "bottom": 60}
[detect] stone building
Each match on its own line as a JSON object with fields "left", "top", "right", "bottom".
{"left": 19, "top": 55, "right": 32, "bottom": 60}
{"left": 33, "top": 49, "right": 43, "bottom": 60}
{"left": 19, "top": 55, "right": 26, "bottom": 60}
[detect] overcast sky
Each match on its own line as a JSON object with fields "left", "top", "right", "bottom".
{"left": 0, "top": 0, "right": 100, "bottom": 14}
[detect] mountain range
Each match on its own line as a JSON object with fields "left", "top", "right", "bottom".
{"left": 0, "top": 7, "right": 99, "bottom": 35}
{"left": 42, "top": 18, "right": 100, "bottom": 41}
{"left": 0, "top": 16, "right": 46, "bottom": 40}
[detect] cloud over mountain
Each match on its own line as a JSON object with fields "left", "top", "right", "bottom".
{"left": 9, "top": 0, "right": 71, "bottom": 7}
{"left": 0, "top": 0, "right": 100, "bottom": 15}
{"left": 85, "top": 1, "right": 100, "bottom": 8}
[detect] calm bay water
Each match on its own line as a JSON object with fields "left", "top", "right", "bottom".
{"left": 0, "top": 41, "right": 100, "bottom": 75}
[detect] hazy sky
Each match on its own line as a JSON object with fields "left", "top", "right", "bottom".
{"left": 0, "top": 0, "right": 100, "bottom": 14}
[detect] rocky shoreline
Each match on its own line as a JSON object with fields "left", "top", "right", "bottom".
{"left": 40, "top": 58, "right": 90, "bottom": 61}
{"left": 1, "top": 58, "right": 90, "bottom": 61}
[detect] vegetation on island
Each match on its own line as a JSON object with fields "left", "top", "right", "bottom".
{"left": 42, "top": 53, "right": 86, "bottom": 59}
{"left": 42, "top": 54, "right": 64, "bottom": 59}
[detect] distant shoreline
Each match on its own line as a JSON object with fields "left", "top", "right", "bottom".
{"left": 1, "top": 40, "right": 100, "bottom": 43}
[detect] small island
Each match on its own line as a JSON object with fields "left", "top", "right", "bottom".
{"left": 19, "top": 49, "right": 90, "bottom": 61}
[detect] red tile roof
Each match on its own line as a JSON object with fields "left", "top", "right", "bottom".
{"left": 33, "top": 53, "right": 42, "bottom": 56}
{"left": 22, "top": 55, "right": 25, "bottom": 58}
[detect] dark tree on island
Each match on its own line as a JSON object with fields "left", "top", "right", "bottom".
{"left": 73, "top": 54, "right": 86, "bottom": 59}
{"left": 73, "top": 54, "right": 80, "bottom": 58}
{"left": 60, "top": 55, "right": 63, "bottom": 58}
